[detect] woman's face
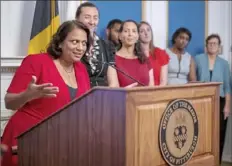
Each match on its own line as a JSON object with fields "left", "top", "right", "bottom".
{"left": 206, "top": 38, "right": 220, "bottom": 55}
{"left": 174, "top": 32, "right": 190, "bottom": 49}
{"left": 119, "top": 22, "right": 139, "bottom": 47}
{"left": 139, "top": 23, "right": 152, "bottom": 44}
{"left": 60, "top": 27, "right": 88, "bottom": 62}
{"left": 77, "top": 7, "right": 99, "bottom": 34}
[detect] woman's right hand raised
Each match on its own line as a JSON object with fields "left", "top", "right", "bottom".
{"left": 25, "top": 75, "right": 59, "bottom": 100}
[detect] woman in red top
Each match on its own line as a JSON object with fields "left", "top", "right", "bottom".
{"left": 1, "top": 20, "right": 91, "bottom": 166}
{"left": 139, "top": 21, "right": 169, "bottom": 86}
{"left": 107, "top": 20, "right": 154, "bottom": 87}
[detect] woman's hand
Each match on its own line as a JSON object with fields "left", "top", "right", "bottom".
{"left": 223, "top": 105, "right": 231, "bottom": 120}
{"left": 1, "top": 144, "right": 8, "bottom": 159}
{"left": 5, "top": 76, "right": 59, "bottom": 110}
{"left": 25, "top": 75, "right": 59, "bottom": 100}
{"left": 125, "top": 82, "right": 138, "bottom": 88}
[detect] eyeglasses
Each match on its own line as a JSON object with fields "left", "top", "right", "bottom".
{"left": 207, "top": 42, "right": 219, "bottom": 46}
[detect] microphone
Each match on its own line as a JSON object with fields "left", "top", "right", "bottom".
{"left": 92, "top": 58, "right": 146, "bottom": 86}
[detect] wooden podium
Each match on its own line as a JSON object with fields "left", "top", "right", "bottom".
{"left": 17, "top": 83, "right": 220, "bottom": 166}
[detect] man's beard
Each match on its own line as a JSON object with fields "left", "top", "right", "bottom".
{"left": 108, "top": 32, "right": 118, "bottom": 46}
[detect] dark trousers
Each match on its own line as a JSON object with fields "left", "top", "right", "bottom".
{"left": 219, "top": 97, "right": 228, "bottom": 163}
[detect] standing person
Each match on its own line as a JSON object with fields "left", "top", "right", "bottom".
{"left": 195, "top": 34, "right": 231, "bottom": 163}
{"left": 107, "top": 20, "right": 154, "bottom": 87}
{"left": 75, "top": 2, "right": 115, "bottom": 87}
{"left": 166, "top": 27, "right": 196, "bottom": 85}
{"left": 1, "top": 20, "right": 91, "bottom": 166}
{"left": 106, "top": 18, "right": 122, "bottom": 51}
{"left": 139, "top": 21, "right": 169, "bottom": 86}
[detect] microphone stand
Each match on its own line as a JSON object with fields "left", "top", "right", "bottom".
{"left": 96, "top": 60, "right": 146, "bottom": 86}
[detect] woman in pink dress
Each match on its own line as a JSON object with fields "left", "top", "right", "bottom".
{"left": 107, "top": 20, "right": 154, "bottom": 87}
{"left": 1, "top": 20, "right": 91, "bottom": 166}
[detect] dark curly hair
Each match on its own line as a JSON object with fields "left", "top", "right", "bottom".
{"left": 107, "top": 19, "right": 122, "bottom": 30}
{"left": 118, "top": 20, "right": 147, "bottom": 64}
{"left": 171, "top": 27, "right": 192, "bottom": 45}
{"left": 47, "top": 20, "right": 92, "bottom": 59}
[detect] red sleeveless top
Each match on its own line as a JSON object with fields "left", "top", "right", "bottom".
{"left": 115, "top": 55, "right": 152, "bottom": 87}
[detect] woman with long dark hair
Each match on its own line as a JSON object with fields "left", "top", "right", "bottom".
{"left": 107, "top": 20, "right": 154, "bottom": 87}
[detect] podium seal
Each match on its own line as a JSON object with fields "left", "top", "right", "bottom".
{"left": 159, "top": 99, "right": 199, "bottom": 166}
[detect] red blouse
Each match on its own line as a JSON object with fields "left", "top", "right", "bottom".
{"left": 1, "top": 53, "right": 90, "bottom": 166}
{"left": 115, "top": 55, "right": 152, "bottom": 87}
{"left": 149, "top": 47, "right": 169, "bottom": 85}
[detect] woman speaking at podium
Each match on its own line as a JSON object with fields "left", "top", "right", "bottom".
{"left": 1, "top": 20, "right": 91, "bottom": 166}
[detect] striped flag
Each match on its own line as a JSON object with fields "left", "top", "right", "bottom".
{"left": 28, "top": 0, "right": 60, "bottom": 55}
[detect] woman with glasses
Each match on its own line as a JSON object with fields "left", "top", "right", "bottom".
{"left": 194, "top": 34, "right": 231, "bottom": 164}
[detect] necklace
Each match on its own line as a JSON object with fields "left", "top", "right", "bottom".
{"left": 56, "top": 59, "right": 76, "bottom": 87}
{"left": 59, "top": 59, "right": 74, "bottom": 73}
{"left": 62, "top": 67, "right": 73, "bottom": 73}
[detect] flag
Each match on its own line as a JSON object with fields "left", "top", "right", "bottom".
{"left": 28, "top": 0, "right": 60, "bottom": 55}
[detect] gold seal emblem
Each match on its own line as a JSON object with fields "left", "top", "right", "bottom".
{"left": 159, "top": 99, "right": 199, "bottom": 166}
